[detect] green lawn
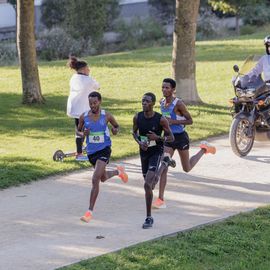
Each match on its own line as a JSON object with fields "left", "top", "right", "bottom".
{"left": 59, "top": 206, "right": 270, "bottom": 270}
{"left": 0, "top": 31, "right": 268, "bottom": 188}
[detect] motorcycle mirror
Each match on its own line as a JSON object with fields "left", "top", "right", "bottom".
{"left": 233, "top": 65, "right": 239, "bottom": 73}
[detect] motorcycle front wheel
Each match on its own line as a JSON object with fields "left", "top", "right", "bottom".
{"left": 229, "top": 117, "right": 255, "bottom": 157}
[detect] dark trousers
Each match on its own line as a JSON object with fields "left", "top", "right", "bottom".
{"left": 75, "top": 118, "right": 83, "bottom": 154}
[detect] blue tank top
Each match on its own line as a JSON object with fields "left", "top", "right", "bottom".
{"left": 160, "top": 97, "right": 185, "bottom": 134}
{"left": 83, "top": 109, "right": 111, "bottom": 155}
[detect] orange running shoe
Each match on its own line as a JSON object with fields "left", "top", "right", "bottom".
{"left": 80, "top": 211, "right": 92, "bottom": 223}
{"left": 152, "top": 198, "right": 166, "bottom": 209}
{"left": 117, "top": 165, "right": 128, "bottom": 183}
{"left": 199, "top": 141, "right": 216, "bottom": 154}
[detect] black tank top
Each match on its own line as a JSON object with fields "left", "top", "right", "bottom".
{"left": 137, "top": 111, "right": 163, "bottom": 153}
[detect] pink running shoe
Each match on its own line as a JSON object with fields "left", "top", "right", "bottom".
{"left": 200, "top": 141, "right": 216, "bottom": 154}
{"left": 152, "top": 198, "right": 167, "bottom": 209}
{"left": 117, "top": 165, "right": 128, "bottom": 183}
{"left": 80, "top": 211, "right": 92, "bottom": 223}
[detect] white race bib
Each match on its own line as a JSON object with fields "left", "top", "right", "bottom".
{"left": 148, "top": 140, "right": 157, "bottom": 147}
{"left": 140, "top": 136, "right": 156, "bottom": 147}
{"left": 89, "top": 132, "right": 105, "bottom": 143}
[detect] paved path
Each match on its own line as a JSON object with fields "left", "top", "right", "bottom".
{"left": 1, "top": 135, "right": 270, "bottom": 270}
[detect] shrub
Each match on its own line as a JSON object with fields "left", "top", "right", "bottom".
{"left": 64, "top": 0, "right": 119, "bottom": 49}
{"left": 240, "top": 25, "right": 256, "bottom": 35}
{"left": 115, "top": 17, "right": 167, "bottom": 50}
{"left": 41, "top": 0, "right": 66, "bottom": 29}
{"left": 242, "top": 4, "right": 270, "bottom": 26}
{"left": 197, "top": 9, "right": 220, "bottom": 40}
{"left": 148, "top": 0, "right": 175, "bottom": 25}
{"left": 0, "top": 42, "right": 17, "bottom": 66}
{"left": 37, "top": 27, "right": 90, "bottom": 61}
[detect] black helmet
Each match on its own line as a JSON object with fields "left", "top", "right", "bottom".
{"left": 264, "top": 35, "right": 270, "bottom": 55}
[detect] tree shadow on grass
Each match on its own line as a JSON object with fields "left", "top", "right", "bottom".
{"left": 0, "top": 92, "right": 230, "bottom": 144}
{"left": 0, "top": 93, "right": 230, "bottom": 136}
{"left": 0, "top": 156, "right": 88, "bottom": 189}
{"left": 0, "top": 92, "right": 139, "bottom": 135}
{"left": 188, "top": 103, "right": 229, "bottom": 116}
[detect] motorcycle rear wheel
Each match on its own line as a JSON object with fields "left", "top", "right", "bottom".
{"left": 229, "top": 117, "right": 255, "bottom": 157}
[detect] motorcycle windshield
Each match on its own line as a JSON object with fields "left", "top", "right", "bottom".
{"left": 239, "top": 55, "right": 262, "bottom": 75}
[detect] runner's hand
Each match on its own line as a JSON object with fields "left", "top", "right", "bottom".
{"left": 147, "top": 131, "right": 159, "bottom": 141}
{"left": 165, "top": 117, "right": 173, "bottom": 125}
{"left": 111, "top": 126, "right": 119, "bottom": 135}
{"left": 139, "top": 141, "right": 148, "bottom": 151}
{"left": 83, "top": 128, "right": 90, "bottom": 136}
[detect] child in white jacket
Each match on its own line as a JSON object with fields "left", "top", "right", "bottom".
{"left": 67, "top": 56, "right": 100, "bottom": 160}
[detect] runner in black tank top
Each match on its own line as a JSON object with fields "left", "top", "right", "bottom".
{"left": 132, "top": 92, "right": 174, "bottom": 229}
{"left": 137, "top": 111, "right": 163, "bottom": 155}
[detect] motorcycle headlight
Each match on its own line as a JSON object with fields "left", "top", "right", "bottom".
{"left": 236, "top": 88, "right": 255, "bottom": 98}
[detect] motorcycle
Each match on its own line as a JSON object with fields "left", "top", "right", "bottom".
{"left": 229, "top": 55, "right": 270, "bottom": 157}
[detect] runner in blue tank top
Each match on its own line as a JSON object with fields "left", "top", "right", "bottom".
{"left": 77, "top": 91, "right": 128, "bottom": 223}
{"left": 152, "top": 78, "right": 217, "bottom": 209}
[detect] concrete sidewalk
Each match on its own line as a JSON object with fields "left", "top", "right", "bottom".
{"left": 1, "top": 135, "right": 270, "bottom": 270}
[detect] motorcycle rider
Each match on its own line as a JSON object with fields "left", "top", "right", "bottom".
{"left": 247, "top": 36, "right": 270, "bottom": 81}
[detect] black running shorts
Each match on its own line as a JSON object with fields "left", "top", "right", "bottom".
{"left": 87, "top": 146, "right": 111, "bottom": 166}
{"left": 164, "top": 131, "right": 190, "bottom": 150}
{"left": 140, "top": 149, "right": 163, "bottom": 179}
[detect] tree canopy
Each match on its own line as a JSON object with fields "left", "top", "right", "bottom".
{"left": 148, "top": 0, "right": 175, "bottom": 24}
{"left": 41, "top": 0, "right": 66, "bottom": 29}
{"left": 208, "top": 0, "right": 262, "bottom": 16}
{"left": 63, "top": 0, "right": 119, "bottom": 47}
{"left": 7, "top": 0, "right": 16, "bottom": 9}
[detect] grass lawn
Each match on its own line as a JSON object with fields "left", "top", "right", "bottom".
{"left": 0, "top": 30, "right": 268, "bottom": 188}
{"left": 59, "top": 206, "right": 270, "bottom": 270}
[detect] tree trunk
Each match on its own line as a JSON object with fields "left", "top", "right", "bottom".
{"left": 172, "top": 0, "right": 201, "bottom": 104}
{"left": 17, "top": 0, "right": 44, "bottom": 104}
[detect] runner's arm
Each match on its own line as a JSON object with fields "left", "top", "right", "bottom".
{"left": 167, "top": 100, "right": 193, "bottom": 126}
{"left": 132, "top": 114, "right": 140, "bottom": 144}
{"left": 107, "top": 112, "right": 119, "bottom": 135}
{"left": 76, "top": 114, "right": 88, "bottom": 137}
{"left": 160, "top": 116, "right": 174, "bottom": 143}
{"left": 132, "top": 114, "right": 148, "bottom": 151}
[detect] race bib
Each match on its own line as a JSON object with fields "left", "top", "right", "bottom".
{"left": 89, "top": 132, "right": 105, "bottom": 143}
{"left": 148, "top": 140, "right": 157, "bottom": 147}
{"left": 162, "top": 111, "right": 171, "bottom": 118}
{"left": 140, "top": 136, "right": 156, "bottom": 147}
{"left": 176, "top": 115, "right": 186, "bottom": 120}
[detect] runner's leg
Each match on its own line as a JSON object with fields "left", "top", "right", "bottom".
{"left": 89, "top": 159, "right": 107, "bottom": 211}
{"left": 144, "top": 153, "right": 162, "bottom": 217}
{"left": 178, "top": 148, "right": 205, "bottom": 172}
{"left": 75, "top": 118, "right": 83, "bottom": 155}
{"left": 144, "top": 171, "right": 155, "bottom": 217}
{"left": 158, "top": 147, "right": 174, "bottom": 201}
{"left": 100, "top": 169, "right": 118, "bottom": 182}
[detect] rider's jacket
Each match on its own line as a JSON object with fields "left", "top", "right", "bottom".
{"left": 247, "top": 55, "right": 270, "bottom": 81}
